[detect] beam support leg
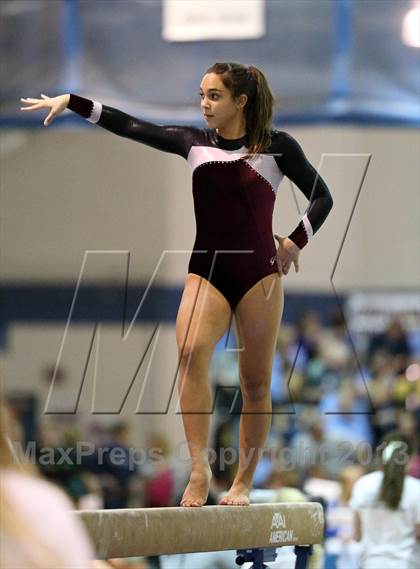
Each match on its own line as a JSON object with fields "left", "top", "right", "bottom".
{"left": 294, "top": 545, "right": 313, "bottom": 569}
{"left": 236, "top": 547, "right": 277, "bottom": 568}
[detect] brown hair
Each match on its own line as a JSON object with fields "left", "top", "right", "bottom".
{"left": 205, "top": 62, "right": 276, "bottom": 160}
{"left": 377, "top": 430, "right": 412, "bottom": 511}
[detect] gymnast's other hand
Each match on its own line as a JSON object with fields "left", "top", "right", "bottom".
{"left": 20, "top": 93, "right": 70, "bottom": 127}
{"left": 274, "top": 234, "right": 300, "bottom": 275}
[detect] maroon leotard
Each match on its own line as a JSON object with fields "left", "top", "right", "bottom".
{"left": 67, "top": 94, "right": 333, "bottom": 310}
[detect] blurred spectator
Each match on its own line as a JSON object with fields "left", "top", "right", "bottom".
{"left": 291, "top": 407, "right": 353, "bottom": 485}
{"left": 296, "top": 310, "right": 323, "bottom": 363}
{"left": 253, "top": 434, "right": 284, "bottom": 488}
{"left": 330, "top": 466, "right": 365, "bottom": 569}
{"left": 407, "top": 449, "right": 420, "bottom": 479}
{"left": 398, "top": 410, "right": 418, "bottom": 439}
{"left": 101, "top": 422, "right": 138, "bottom": 509}
{"left": 37, "top": 418, "right": 98, "bottom": 508}
{"left": 367, "top": 352, "right": 398, "bottom": 446}
{"left": 209, "top": 342, "right": 241, "bottom": 416}
{"left": 367, "top": 315, "right": 411, "bottom": 373}
{"left": 271, "top": 325, "right": 305, "bottom": 405}
{"left": 320, "top": 378, "right": 373, "bottom": 448}
{"left": 291, "top": 407, "right": 324, "bottom": 478}
{"left": 339, "top": 465, "right": 365, "bottom": 505}
{"left": 0, "top": 391, "right": 95, "bottom": 569}
{"left": 292, "top": 311, "right": 334, "bottom": 404}
{"left": 143, "top": 433, "right": 175, "bottom": 508}
{"left": 302, "top": 352, "right": 328, "bottom": 404}
{"left": 350, "top": 431, "right": 420, "bottom": 569}
{"left": 318, "top": 310, "right": 352, "bottom": 375}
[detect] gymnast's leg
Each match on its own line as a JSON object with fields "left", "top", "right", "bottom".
{"left": 220, "top": 272, "right": 283, "bottom": 505}
{"left": 176, "top": 273, "right": 232, "bottom": 507}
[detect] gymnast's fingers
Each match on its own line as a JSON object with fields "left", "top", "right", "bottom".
{"left": 20, "top": 100, "right": 44, "bottom": 110}
{"left": 20, "top": 97, "right": 49, "bottom": 111}
{"left": 276, "top": 251, "right": 284, "bottom": 275}
{"left": 20, "top": 97, "right": 43, "bottom": 104}
{"left": 44, "top": 111, "right": 55, "bottom": 127}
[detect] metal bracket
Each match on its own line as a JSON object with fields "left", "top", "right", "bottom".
{"left": 294, "top": 544, "right": 313, "bottom": 569}
{"left": 236, "top": 547, "right": 277, "bottom": 568}
{"left": 236, "top": 544, "right": 313, "bottom": 569}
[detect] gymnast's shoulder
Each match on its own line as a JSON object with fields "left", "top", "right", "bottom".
{"left": 268, "top": 128, "right": 305, "bottom": 156}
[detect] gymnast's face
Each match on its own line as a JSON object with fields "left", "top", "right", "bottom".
{"left": 199, "top": 73, "right": 247, "bottom": 132}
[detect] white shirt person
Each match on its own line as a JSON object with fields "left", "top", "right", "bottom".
{"left": 350, "top": 438, "right": 420, "bottom": 569}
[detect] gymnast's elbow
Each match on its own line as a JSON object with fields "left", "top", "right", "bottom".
{"left": 325, "top": 191, "right": 334, "bottom": 213}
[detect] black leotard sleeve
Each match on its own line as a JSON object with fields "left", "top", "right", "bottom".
{"left": 272, "top": 131, "right": 333, "bottom": 249}
{"left": 67, "top": 94, "right": 196, "bottom": 160}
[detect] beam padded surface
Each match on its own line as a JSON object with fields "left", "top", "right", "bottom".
{"left": 75, "top": 502, "right": 324, "bottom": 558}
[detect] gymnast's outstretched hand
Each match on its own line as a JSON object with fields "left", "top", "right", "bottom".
{"left": 20, "top": 93, "right": 70, "bottom": 126}
{"left": 274, "top": 234, "right": 300, "bottom": 275}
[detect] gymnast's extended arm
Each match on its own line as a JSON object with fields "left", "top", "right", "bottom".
{"left": 273, "top": 131, "right": 333, "bottom": 249}
{"left": 67, "top": 93, "right": 194, "bottom": 159}
{"left": 20, "top": 93, "right": 193, "bottom": 159}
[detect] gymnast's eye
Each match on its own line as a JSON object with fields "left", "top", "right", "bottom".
{"left": 199, "top": 93, "right": 220, "bottom": 100}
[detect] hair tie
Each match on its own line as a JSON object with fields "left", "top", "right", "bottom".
{"left": 382, "top": 440, "right": 404, "bottom": 464}
{"left": 247, "top": 65, "right": 256, "bottom": 78}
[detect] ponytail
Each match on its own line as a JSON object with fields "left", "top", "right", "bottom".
{"left": 205, "top": 62, "right": 276, "bottom": 160}
{"left": 377, "top": 433, "right": 410, "bottom": 511}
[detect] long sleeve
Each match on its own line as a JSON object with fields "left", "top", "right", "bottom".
{"left": 273, "top": 131, "right": 333, "bottom": 249}
{"left": 67, "top": 93, "right": 195, "bottom": 160}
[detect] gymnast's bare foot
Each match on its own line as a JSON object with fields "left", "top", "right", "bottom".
{"left": 180, "top": 465, "right": 212, "bottom": 507}
{"left": 219, "top": 481, "right": 251, "bottom": 506}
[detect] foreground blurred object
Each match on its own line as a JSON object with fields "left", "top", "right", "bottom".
{"left": 0, "top": 389, "right": 96, "bottom": 569}
{"left": 402, "top": 1, "right": 420, "bottom": 48}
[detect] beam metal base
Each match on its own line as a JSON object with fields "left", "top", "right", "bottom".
{"left": 235, "top": 544, "right": 313, "bottom": 569}
{"left": 236, "top": 547, "right": 277, "bottom": 568}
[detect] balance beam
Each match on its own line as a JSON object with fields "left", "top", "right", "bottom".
{"left": 75, "top": 502, "right": 324, "bottom": 558}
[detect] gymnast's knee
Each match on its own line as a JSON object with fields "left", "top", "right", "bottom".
{"left": 240, "top": 375, "right": 272, "bottom": 402}
{"left": 177, "top": 342, "right": 211, "bottom": 375}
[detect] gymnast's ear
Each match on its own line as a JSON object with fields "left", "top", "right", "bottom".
{"left": 236, "top": 93, "right": 248, "bottom": 110}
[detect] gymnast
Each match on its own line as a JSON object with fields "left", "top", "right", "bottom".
{"left": 20, "top": 62, "right": 333, "bottom": 508}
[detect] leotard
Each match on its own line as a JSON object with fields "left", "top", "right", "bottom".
{"left": 67, "top": 94, "right": 333, "bottom": 310}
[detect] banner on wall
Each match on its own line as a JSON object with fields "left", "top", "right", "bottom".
{"left": 162, "top": 0, "right": 266, "bottom": 42}
{"left": 346, "top": 291, "right": 420, "bottom": 335}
